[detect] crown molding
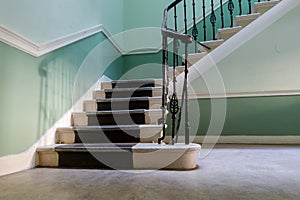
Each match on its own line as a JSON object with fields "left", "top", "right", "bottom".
{"left": 0, "top": 24, "right": 124, "bottom": 57}
{"left": 0, "top": 1, "right": 227, "bottom": 57}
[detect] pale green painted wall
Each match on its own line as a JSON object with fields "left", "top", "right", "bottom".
{"left": 0, "top": 33, "right": 123, "bottom": 157}
{"left": 170, "top": 96, "right": 300, "bottom": 137}
{"left": 123, "top": 0, "right": 223, "bottom": 31}
{"left": 124, "top": 0, "right": 172, "bottom": 30}
{"left": 0, "top": 0, "right": 124, "bottom": 43}
{"left": 0, "top": 0, "right": 125, "bottom": 157}
{"left": 192, "top": 4, "right": 300, "bottom": 94}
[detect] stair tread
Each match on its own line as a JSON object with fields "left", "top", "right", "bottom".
{"left": 105, "top": 79, "right": 162, "bottom": 84}
{"left": 187, "top": 52, "right": 207, "bottom": 57}
{"left": 201, "top": 39, "right": 224, "bottom": 45}
{"left": 254, "top": 0, "right": 280, "bottom": 7}
{"left": 199, "top": 40, "right": 224, "bottom": 52}
{"left": 103, "top": 87, "right": 162, "bottom": 92}
{"left": 253, "top": 0, "right": 280, "bottom": 14}
{"left": 235, "top": 13, "right": 261, "bottom": 20}
{"left": 96, "top": 96, "right": 161, "bottom": 102}
{"left": 85, "top": 109, "right": 161, "bottom": 115}
{"left": 38, "top": 143, "right": 201, "bottom": 152}
{"left": 59, "top": 124, "right": 164, "bottom": 130}
{"left": 218, "top": 26, "right": 243, "bottom": 33}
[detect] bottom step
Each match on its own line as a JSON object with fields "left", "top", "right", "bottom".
{"left": 36, "top": 143, "right": 201, "bottom": 170}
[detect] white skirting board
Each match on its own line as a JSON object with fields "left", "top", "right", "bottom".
{"left": 0, "top": 76, "right": 111, "bottom": 177}
{"left": 165, "top": 136, "right": 300, "bottom": 144}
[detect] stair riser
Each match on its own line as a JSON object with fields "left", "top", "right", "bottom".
{"left": 98, "top": 101, "right": 149, "bottom": 111}
{"left": 72, "top": 112, "right": 161, "bottom": 126}
{"left": 234, "top": 14, "right": 260, "bottom": 27}
{"left": 74, "top": 130, "right": 140, "bottom": 143}
{"left": 101, "top": 80, "right": 162, "bottom": 89}
{"left": 84, "top": 99, "right": 162, "bottom": 112}
{"left": 93, "top": 89, "right": 162, "bottom": 99}
{"left": 217, "top": 27, "right": 242, "bottom": 41}
{"left": 199, "top": 40, "right": 224, "bottom": 53}
{"left": 182, "top": 53, "right": 207, "bottom": 66}
{"left": 234, "top": 19, "right": 256, "bottom": 27}
{"left": 88, "top": 113, "right": 146, "bottom": 126}
{"left": 58, "top": 152, "right": 134, "bottom": 169}
{"left": 56, "top": 127, "right": 163, "bottom": 144}
{"left": 106, "top": 90, "right": 152, "bottom": 98}
{"left": 253, "top": 1, "right": 280, "bottom": 14}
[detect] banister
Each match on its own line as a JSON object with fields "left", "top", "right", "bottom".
{"left": 159, "top": 0, "right": 271, "bottom": 145}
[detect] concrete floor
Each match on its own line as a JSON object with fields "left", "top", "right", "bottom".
{"left": 1, "top": 145, "right": 300, "bottom": 200}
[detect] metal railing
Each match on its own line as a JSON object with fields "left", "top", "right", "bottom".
{"left": 158, "top": 0, "right": 274, "bottom": 145}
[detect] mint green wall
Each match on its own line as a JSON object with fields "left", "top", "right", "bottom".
{"left": 188, "top": 96, "right": 300, "bottom": 136}
{"left": 167, "top": 95, "right": 300, "bottom": 137}
{"left": 123, "top": 0, "right": 223, "bottom": 31}
{"left": 0, "top": 0, "right": 124, "bottom": 43}
{"left": 0, "top": 0, "right": 125, "bottom": 157}
{"left": 124, "top": 0, "right": 172, "bottom": 30}
{"left": 192, "top": 4, "right": 300, "bottom": 94}
{"left": 0, "top": 33, "right": 123, "bottom": 157}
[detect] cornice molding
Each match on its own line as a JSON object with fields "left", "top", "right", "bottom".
{"left": 0, "top": 24, "right": 124, "bottom": 57}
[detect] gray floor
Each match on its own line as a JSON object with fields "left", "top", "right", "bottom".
{"left": 1, "top": 145, "right": 300, "bottom": 200}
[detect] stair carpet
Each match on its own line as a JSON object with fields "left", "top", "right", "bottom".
{"left": 36, "top": 79, "right": 201, "bottom": 170}
{"left": 181, "top": 0, "right": 281, "bottom": 67}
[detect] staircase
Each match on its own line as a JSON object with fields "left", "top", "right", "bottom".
{"left": 185, "top": 0, "right": 281, "bottom": 65}
{"left": 36, "top": 0, "right": 280, "bottom": 170}
{"left": 36, "top": 79, "right": 200, "bottom": 170}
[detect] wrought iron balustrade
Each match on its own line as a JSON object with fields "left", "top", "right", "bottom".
{"left": 159, "top": 0, "right": 273, "bottom": 145}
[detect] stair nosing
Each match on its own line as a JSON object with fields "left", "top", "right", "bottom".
{"left": 71, "top": 124, "right": 163, "bottom": 129}
{"left": 96, "top": 96, "right": 161, "bottom": 102}
{"left": 86, "top": 109, "right": 162, "bottom": 115}
{"left": 103, "top": 87, "right": 162, "bottom": 92}
{"left": 218, "top": 26, "right": 243, "bottom": 32}
{"left": 235, "top": 13, "right": 261, "bottom": 20}
{"left": 103, "top": 79, "right": 162, "bottom": 84}
{"left": 38, "top": 143, "right": 201, "bottom": 152}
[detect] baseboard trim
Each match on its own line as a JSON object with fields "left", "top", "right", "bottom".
{"left": 0, "top": 76, "right": 111, "bottom": 177}
{"left": 189, "top": 90, "right": 300, "bottom": 99}
{"left": 165, "top": 136, "right": 300, "bottom": 144}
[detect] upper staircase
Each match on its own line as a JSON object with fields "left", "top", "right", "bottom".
{"left": 36, "top": 0, "right": 281, "bottom": 170}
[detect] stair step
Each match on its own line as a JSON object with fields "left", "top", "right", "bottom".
{"left": 199, "top": 39, "right": 224, "bottom": 53}
{"left": 72, "top": 109, "right": 162, "bottom": 126}
{"left": 36, "top": 143, "right": 201, "bottom": 170}
{"left": 93, "top": 87, "right": 163, "bottom": 99}
{"left": 234, "top": 13, "right": 261, "bottom": 27}
{"left": 253, "top": 0, "right": 281, "bottom": 14}
{"left": 56, "top": 125, "right": 163, "bottom": 144}
{"left": 84, "top": 97, "right": 162, "bottom": 112}
{"left": 101, "top": 79, "right": 162, "bottom": 89}
{"left": 182, "top": 52, "right": 207, "bottom": 66}
{"left": 168, "top": 66, "right": 186, "bottom": 79}
{"left": 217, "top": 26, "right": 243, "bottom": 40}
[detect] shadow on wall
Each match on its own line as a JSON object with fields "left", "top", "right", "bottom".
{"left": 37, "top": 50, "right": 81, "bottom": 139}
